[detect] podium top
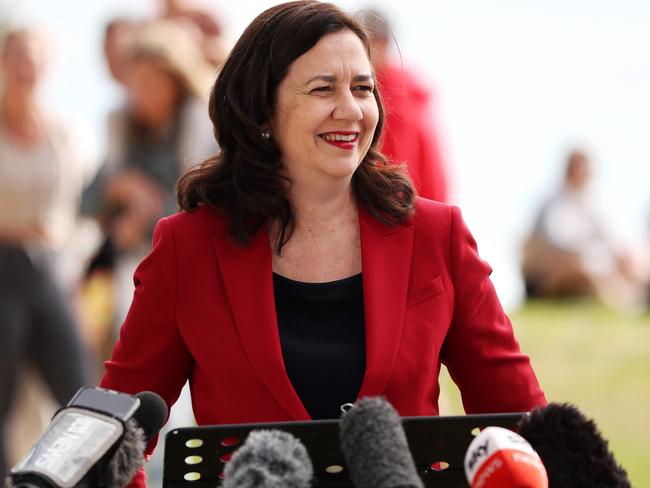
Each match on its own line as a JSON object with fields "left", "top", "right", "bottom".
{"left": 163, "top": 412, "right": 526, "bottom": 488}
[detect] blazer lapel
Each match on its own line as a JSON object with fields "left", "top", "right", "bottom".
{"left": 213, "top": 228, "right": 310, "bottom": 420}
{"left": 358, "top": 210, "right": 414, "bottom": 399}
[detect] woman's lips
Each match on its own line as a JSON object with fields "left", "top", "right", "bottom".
{"left": 319, "top": 131, "right": 359, "bottom": 150}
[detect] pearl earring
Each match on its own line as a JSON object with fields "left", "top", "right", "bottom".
{"left": 261, "top": 130, "right": 271, "bottom": 139}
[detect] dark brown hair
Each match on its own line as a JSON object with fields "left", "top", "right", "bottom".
{"left": 177, "top": 0, "right": 414, "bottom": 251}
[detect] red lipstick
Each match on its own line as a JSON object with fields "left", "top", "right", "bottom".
{"left": 319, "top": 131, "right": 359, "bottom": 150}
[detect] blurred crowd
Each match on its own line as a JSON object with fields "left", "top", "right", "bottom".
{"left": 1, "top": 0, "right": 649, "bottom": 483}
{"left": 0, "top": 0, "right": 224, "bottom": 479}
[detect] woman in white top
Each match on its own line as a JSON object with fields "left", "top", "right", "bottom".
{"left": 0, "top": 27, "right": 91, "bottom": 477}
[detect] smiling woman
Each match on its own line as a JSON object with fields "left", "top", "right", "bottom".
{"left": 99, "top": 2, "right": 547, "bottom": 486}
{"left": 273, "top": 30, "right": 379, "bottom": 190}
{"left": 177, "top": 0, "right": 412, "bottom": 255}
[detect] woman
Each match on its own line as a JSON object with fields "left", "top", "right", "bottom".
{"left": 0, "top": 27, "right": 91, "bottom": 477}
{"left": 101, "top": 2, "right": 546, "bottom": 485}
{"left": 83, "top": 19, "right": 216, "bottom": 326}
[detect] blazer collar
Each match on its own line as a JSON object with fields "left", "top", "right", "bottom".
{"left": 357, "top": 209, "right": 414, "bottom": 399}
{"left": 213, "top": 227, "right": 311, "bottom": 420}
{"left": 213, "top": 209, "right": 414, "bottom": 420}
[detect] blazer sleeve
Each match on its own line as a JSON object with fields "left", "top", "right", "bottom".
{"left": 100, "top": 217, "right": 193, "bottom": 486}
{"left": 440, "top": 206, "right": 547, "bottom": 413}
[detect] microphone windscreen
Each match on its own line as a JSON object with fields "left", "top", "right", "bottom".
{"left": 464, "top": 426, "right": 547, "bottom": 488}
{"left": 104, "top": 418, "right": 146, "bottom": 488}
{"left": 339, "top": 397, "right": 424, "bottom": 488}
{"left": 517, "top": 403, "right": 631, "bottom": 488}
{"left": 222, "top": 429, "right": 313, "bottom": 488}
{"left": 104, "top": 391, "right": 168, "bottom": 488}
{"left": 133, "top": 391, "right": 168, "bottom": 444}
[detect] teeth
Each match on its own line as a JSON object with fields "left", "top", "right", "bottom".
{"left": 322, "top": 133, "right": 357, "bottom": 142}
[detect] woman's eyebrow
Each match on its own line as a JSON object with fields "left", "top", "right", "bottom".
{"left": 305, "top": 73, "right": 373, "bottom": 84}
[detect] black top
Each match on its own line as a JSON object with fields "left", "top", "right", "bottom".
{"left": 273, "top": 272, "right": 366, "bottom": 419}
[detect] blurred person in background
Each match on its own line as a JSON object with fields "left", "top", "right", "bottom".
{"left": 82, "top": 20, "right": 217, "bottom": 484}
{"left": 103, "top": 17, "right": 139, "bottom": 88}
{"left": 0, "top": 26, "right": 92, "bottom": 478}
{"left": 158, "top": 0, "right": 230, "bottom": 69}
{"left": 521, "top": 149, "right": 645, "bottom": 312}
{"left": 72, "top": 16, "right": 140, "bottom": 372}
{"left": 358, "top": 8, "right": 449, "bottom": 202}
{"left": 83, "top": 19, "right": 217, "bottom": 332}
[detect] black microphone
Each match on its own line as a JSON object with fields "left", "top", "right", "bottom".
{"left": 222, "top": 429, "right": 313, "bottom": 488}
{"left": 8, "top": 387, "right": 168, "bottom": 488}
{"left": 517, "top": 403, "right": 631, "bottom": 488}
{"left": 339, "top": 397, "right": 424, "bottom": 488}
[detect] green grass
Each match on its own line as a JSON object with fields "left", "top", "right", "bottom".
{"left": 438, "top": 300, "right": 650, "bottom": 486}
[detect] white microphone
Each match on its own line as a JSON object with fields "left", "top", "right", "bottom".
{"left": 464, "top": 426, "right": 548, "bottom": 488}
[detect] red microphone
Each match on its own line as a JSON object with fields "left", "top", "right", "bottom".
{"left": 464, "top": 426, "right": 548, "bottom": 488}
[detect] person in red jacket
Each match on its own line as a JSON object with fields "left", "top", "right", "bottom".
{"left": 100, "top": 2, "right": 545, "bottom": 486}
{"left": 360, "top": 8, "right": 450, "bottom": 202}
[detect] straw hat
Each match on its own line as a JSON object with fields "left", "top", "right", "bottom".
{"left": 127, "top": 19, "right": 215, "bottom": 102}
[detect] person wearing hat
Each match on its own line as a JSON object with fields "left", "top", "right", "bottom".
{"left": 82, "top": 19, "right": 218, "bottom": 327}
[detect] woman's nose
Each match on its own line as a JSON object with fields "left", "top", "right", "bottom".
{"left": 332, "top": 91, "right": 363, "bottom": 121}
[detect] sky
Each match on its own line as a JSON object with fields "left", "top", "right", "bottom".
{"left": 3, "top": 0, "right": 649, "bottom": 309}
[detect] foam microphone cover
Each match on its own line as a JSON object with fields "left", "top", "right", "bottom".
{"left": 104, "top": 418, "right": 146, "bottom": 488}
{"left": 339, "top": 397, "right": 424, "bottom": 488}
{"left": 104, "top": 391, "right": 168, "bottom": 488}
{"left": 517, "top": 403, "right": 631, "bottom": 488}
{"left": 222, "top": 429, "right": 313, "bottom": 488}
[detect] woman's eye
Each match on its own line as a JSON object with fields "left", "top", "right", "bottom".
{"left": 353, "top": 85, "right": 374, "bottom": 94}
{"left": 311, "top": 86, "right": 331, "bottom": 93}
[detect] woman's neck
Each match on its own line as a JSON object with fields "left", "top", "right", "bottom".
{"left": 289, "top": 184, "right": 357, "bottom": 235}
{"left": 1, "top": 90, "right": 44, "bottom": 145}
{"left": 271, "top": 184, "right": 361, "bottom": 281}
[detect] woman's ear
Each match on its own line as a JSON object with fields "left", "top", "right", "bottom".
{"left": 260, "top": 122, "right": 273, "bottom": 140}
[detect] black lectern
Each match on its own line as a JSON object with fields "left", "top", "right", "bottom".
{"left": 163, "top": 412, "right": 525, "bottom": 488}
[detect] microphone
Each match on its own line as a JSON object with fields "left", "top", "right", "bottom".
{"left": 339, "top": 397, "right": 424, "bottom": 488}
{"left": 103, "top": 391, "right": 168, "bottom": 488}
{"left": 222, "top": 429, "right": 313, "bottom": 488}
{"left": 464, "top": 426, "right": 548, "bottom": 488}
{"left": 517, "top": 403, "right": 631, "bottom": 488}
{"left": 8, "top": 387, "right": 167, "bottom": 488}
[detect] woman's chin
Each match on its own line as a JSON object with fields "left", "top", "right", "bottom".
{"left": 320, "top": 158, "right": 363, "bottom": 180}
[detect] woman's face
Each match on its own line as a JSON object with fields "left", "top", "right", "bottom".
{"left": 271, "top": 29, "right": 379, "bottom": 188}
{"left": 127, "top": 59, "right": 182, "bottom": 127}
{"left": 1, "top": 31, "right": 47, "bottom": 92}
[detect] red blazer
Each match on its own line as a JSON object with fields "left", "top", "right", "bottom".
{"left": 101, "top": 198, "right": 545, "bottom": 485}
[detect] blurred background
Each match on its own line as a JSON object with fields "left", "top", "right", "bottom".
{"left": 1, "top": 0, "right": 649, "bottom": 485}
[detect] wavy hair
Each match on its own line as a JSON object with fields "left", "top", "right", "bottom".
{"left": 177, "top": 0, "right": 414, "bottom": 251}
